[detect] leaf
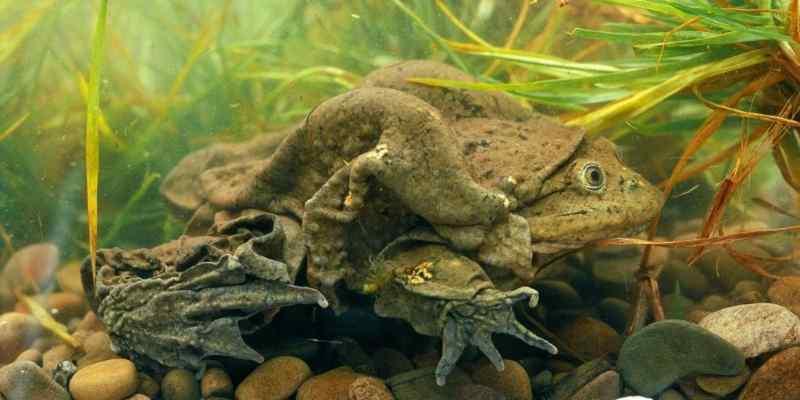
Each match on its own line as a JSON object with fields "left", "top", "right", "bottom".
{"left": 85, "top": 0, "right": 110, "bottom": 286}
{"left": 17, "top": 292, "right": 79, "bottom": 347}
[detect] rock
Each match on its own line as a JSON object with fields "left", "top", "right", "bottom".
{"left": 125, "top": 395, "right": 150, "bottom": 400}
{"left": 411, "top": 351, "right": 440, "bottom": 369}
{"left": 698, "top": 294, "right": 732, "bottom": 312}
{"left": 699, "top": 303, "right": 800, "bottom": 358}
{"left": 545, "top": 359, "right": 574, "bottom": 374}
{"left": 676, "top": 379, "right": 716, "bottom": 400}
{"left": 335, "top": 337, "right": 376, "bottom": 375}
{"left": 69, "top": 359, "right": 139, "bottom": 400}
{"left": 77, "top": 331, "right": 117, "bottom": 367}
{"left": 14, "top": 349, "right": 41, "bottom": 365}
{"left": 46, "top": 292, "right": 86, "bottom": 323}
{"left": 662, "top": 285, "right": 694, "bottom": 320}
{"left": 531, "top": 370, "right": 552, "bottom": 395}
{"left": 372, "top": 348, "right": 413, "bottom": 379}
{"left": 617, "top": 319, "right": 745, "bottom": 396}
{"left": 386, "top": 367, "right": 471, "bottom": 400}
{"left": 200, "top": 368, "right": 232, "bottom": 398}
{"left": 43, "top": 344, "right": 76, "bottom": 375}
{"left": 657, "top": 389, "right": 686, "bottom": 400}
{"left": 554, "top": 317, "right": 621, "bottom": 360}
{"left": 1, "top": 243, "right": 58, "bottom": 290}
{"left": 161, "top": 369, "right": 200, "bottom": 400}
{"left": 0, "top": 282, "right": 13, "bottom": 313}
{"left": 471, "top": 359, "right": 531, "bottom": 400}
{"left": 348, "top": 376, "right": 394, "bottom": 400}
{"left": 685, "top": 308, "right": 709, "bottom": 324}
{"left": 694, "top": 243, "right": 763, "bottom": 291}
{"left": 569, "top": 370, "right": 620, "bottom": 400}
{"left": 739, "top": 346, "right": 800, "bottom": 399}
{"left": 768, "top": 276, "right": 800, "bottom": 317}
{"left": 56, "top": 262, "right": 84, "bottom": 294}
{"left": 531, "top": 280, "right": 582, "bottom": 309}
{"left": 695, "top": 366, "right": 749, "bottom": 396}
{"left": 136, "top": 373, "right": 160, "bottom": 399}
{"left": 237, "top": 356, "right": 312, "bottom": 400}
{"left": 548, "top": 359, "right": 613, "bottom": 400}
{"left": 0, "top": 312, "right": 42, "bottom": 364}
{"left": 0, "top": 361, "right": 70, "bottom": 400}
{"left": 660, "top": 261, "right": 709, "bottom": 300}
{"left": 297, "top": 366, "right": 363, "bottom": 400}
{"left": 596, "top": 297, "right": 630, "bottom": 333}
{"left": 53, "top": 360, "right": 77, "bottom": 389}
{"left": 454, "top": 384, "right": 506, "bottom": 400}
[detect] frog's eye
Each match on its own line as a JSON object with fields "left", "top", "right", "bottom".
{"left": 579, "top": 162, "right": 605, "bottom": 192}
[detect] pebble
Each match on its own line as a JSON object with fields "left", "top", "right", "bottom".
{"left": 0, "top": 282, "right": 13, "bottom": 313}
{"left": 56, "top": 262, "right": 84, "bottom": 294}
{"left": 297, "top": 366, "right": 363, "bottom": 400}
{"left": 596, "top": 297, "right": 631, "bottom": 333}
{"left": 554, "top": 317, "right": 621, "bottom": 360}
{"left": 348, "top": 376, "right": 394, "bottom": 400}
{"left": 386, "top": 367, "right": 471, "bottom": 400}
{"left": 661, "top": 286, "right": 694, "bottom": 320}
{"left": 125, "top": 395, "right": 150, "bottom": 400}
{"left": 530, "top": 280, "right": 582, "bottom": 309}
{"left": 372, "top": 348, "right": 414, "bottom": 379}
{"left": 1, "top": 243, "right": 59, "bottom": 290}
{"left": 695, "top": 366, "right": 750, "bottom": 396}
{"left": 200, "top": 367, "right": 232, "bottom": 398}
{"left": 676, "top": 379, "right": 716, "bottom": 400}
{"left": 569, "top": 370, "right": 620, "bottom": 400}
{"left": 660, "top": 261, "right": 709, "bottom": 300}
{"left": 694, "top": 243, "right": 762, "bottom": 291}
{"left": 161, "top": 368, "right": 200, "bottom": 400}
{"left": 43, "top": 344, "right": 76, "bottom": 374}
{"left": 0, "top": 312, "right": 42, "bottom": 364}
{"left": 0, "top": 360, "right": 70, "bottom": 400}
{"left": 768, "top": 276, "right": 800, "bottom": 317}
{"left": 69, "top": 359, "right": 139, "bottom": 400}
{"left": 657, "top": 389, "right": 686, "bottom": 400}
{"left": 698, "top": 294, "right": 732, "bottom": 312}
{"left": 136, "top": 373, "right": 160, "bottom": 399}
{"left": 46, "top": 292, "right": 86, "bottom": 323}
{"left": 548, "top": 359, "right": 612, "bottom": 400}
{"left": 14, "top": 349, "right": 41, "bottom": 365}
{"left": 739, "top": 346, "right": 800, "bottom": 399}
{"left": 237, "top": 356, "right": 312, "bottom": 400}
{"left": 454, "top": 384, "right": 506, "bottom": 400}
{"left": 616, "top": 319, "right": 745, "bottom": 396}
{"left": 699, "top": 303, "right": 800, "bottom": 358}
{"left": 471, "top": 359, "right": 531, "bottom": 400}
{"left": 77, "top": 331, "right": 117, "bottom": 367}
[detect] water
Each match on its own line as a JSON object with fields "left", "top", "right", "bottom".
{"left": 0, "top": 2, "right": 798, "bottom": 400}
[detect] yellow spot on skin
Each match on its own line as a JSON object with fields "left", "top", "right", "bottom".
{"left": 404, "top": 261, "right": 435, "bottom": 285}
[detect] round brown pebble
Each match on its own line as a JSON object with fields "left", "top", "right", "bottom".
{"left": 348, "top": 376, "right": 393, "bottom": 400}
{"left": 696, "top": 366, "right": 750, "bottom": 396}
{"left": 161, "top": 368, "right": 200, "bottom": 400}
{"left": 372, "top": 348, "right": 413, "bottom": 379}
{"left": 454, "top": 384, "right": 506, "bottom": 400}
{"left": 297, "top": 366, "right": 363, "bottom": 400}
{"left": 739, "top": 346, "right": 800, "bottom": 400}
{"left": 555, "top": 317, "right": 622, "bottom": 360}
{"left": 237, "top": 355, "right": 312, "bottom": 400}
{"left": 15, "top": 348, "right": 42, "bottom": 365}
{"left": 77, "top": 331, "right": 118, "bottom": 368}
{"left": 201, "top": 367, "right": 233, "bottom": 398}
{"left": 57, "top": 261, "right": 84, "bottom": 295}
{"left": 137, "top": 373, "right": 160, "bottom": 399}
{"left": 0, "top": 360, "right": 70, "bottom": 400}
{"left": 125, "top": 395, "right": 150, "bottom": 400}
{"left": 0, "top": 312, "right": 42, "bottom": 364}
{"left": 46, "top": 292, "right": 86, "bottom": 323}
{"left": 768, "top": 276, "right": 800, "bottom": 317}
{"left": 69, "top": 358, "right": 139, "bottom": 400}
{"left": 471, "top": 359, "right": 531, "bottom": 400}
{"left": 1, "top": 243, "right": 58, "bottom": 289}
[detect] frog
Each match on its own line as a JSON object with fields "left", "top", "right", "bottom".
{"left": 152, "top": 59, "right": 662, "bottom": 384}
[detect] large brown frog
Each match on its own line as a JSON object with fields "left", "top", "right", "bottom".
{"left": 121, "top": 60, "right": 662, "bottom": 384}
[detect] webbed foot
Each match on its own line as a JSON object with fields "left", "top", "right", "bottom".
{"left": 435, "top": 287, "right": 557, "bottom": 386}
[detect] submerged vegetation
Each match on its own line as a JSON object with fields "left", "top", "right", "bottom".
{"left": 0, "top": 1, "right": 798, "bottom": 328}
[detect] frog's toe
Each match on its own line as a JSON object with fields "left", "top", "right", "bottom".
{"left": 503, "top": 320, "right": 558, "bottom": 355}
{"left": 435, "top": 318, "right": 468, "bottom": 386}
{"left": 472, "top": 331, "right": 505, "bottom": 372}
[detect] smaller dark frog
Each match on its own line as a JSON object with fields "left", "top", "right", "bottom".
{"left": 80, "top": 210, "right": 326, "bottom": 371}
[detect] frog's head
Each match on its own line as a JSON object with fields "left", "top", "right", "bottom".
{"left": 518, "top": 137, "right": 662, "bottom": 253}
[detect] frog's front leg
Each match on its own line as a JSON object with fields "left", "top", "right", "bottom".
{"left": 373, "top": 244, "right": 556, "bottom": 386}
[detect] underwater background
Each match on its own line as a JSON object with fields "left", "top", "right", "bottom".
{"left": 0, "top": 1, "right": 799, "bottom": 399}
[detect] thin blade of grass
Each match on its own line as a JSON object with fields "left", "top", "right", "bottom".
{"left": 78, "top": 73, "right": 125, "bottom": 150}
{"left": 773, "top": 127, "right": 800, "bottom": 192}
{"left": 16, "top": 291, "right": 79, "bottom": 347}
{"left": 85, "top": 0, "right": 110, "bottom": 286}
{"left": 0, "top": 113, "right": 29, "bottom": 144}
